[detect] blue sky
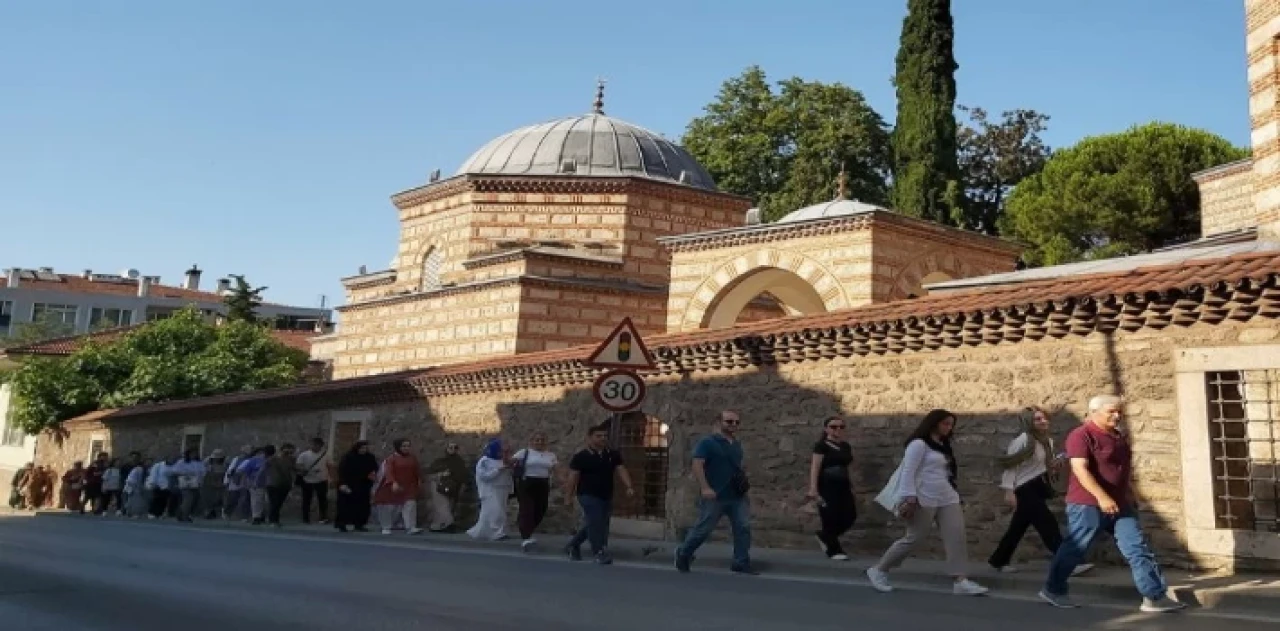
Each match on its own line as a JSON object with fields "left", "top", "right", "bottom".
{"left": 0, "top": 1, "right": 1250, "bottom": 310}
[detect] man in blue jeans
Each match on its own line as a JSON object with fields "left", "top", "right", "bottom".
{"left": 1039, "top": 395, "right": 1184, "bottom": 613}
{"left": 675, "top": 409, "right": 757, "bottom": 575}
{"left": 564, "top": 422, "right": 634, "bottom": 565}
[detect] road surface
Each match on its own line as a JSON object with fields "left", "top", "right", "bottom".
{"left": 0, "top": 515, "right": 1272, "bottom": 630}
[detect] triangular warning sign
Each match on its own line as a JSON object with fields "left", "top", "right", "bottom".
{"left": 585, "top": 317, "right": 656, "bottom": 370}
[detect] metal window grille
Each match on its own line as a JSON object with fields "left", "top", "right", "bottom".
{"left": 421, "top": 248, "right": 444, "bottom": 291}
{"left": 1206, "top": 370, "right": 1280, "bottom": 532}
{"left": 610, "top": 412, "right": 669, "bottom": 520}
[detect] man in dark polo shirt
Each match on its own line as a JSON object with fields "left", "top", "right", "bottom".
{"left": 1039, "top": 395, "right": 1184, "bottom": 613}
{"left": 564, "top": 422, "right": 635, "bottom": 565}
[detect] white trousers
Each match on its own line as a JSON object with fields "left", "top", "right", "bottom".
{"left": 429, "top": 479, "right": 454, "bottom": 530}
{"left": 377, "top": 501, "right": 417, "bottom": 531}
{"left": 249, "top": 488, "right": 267, "bottom": 520}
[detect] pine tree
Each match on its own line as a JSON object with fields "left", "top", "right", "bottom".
{"left": 891, "top": 0, "right": 961, "bottom": 225}
{"left": 223, "top": 275, "right": 266, "bottom": 323}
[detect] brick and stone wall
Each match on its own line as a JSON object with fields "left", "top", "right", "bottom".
{"left": 1196, "top": 160, "right": 1256, "bottom": 237}
{"left": 37, "top": 316, "right": 1280, "bottom": 571}
{"left": 1246, "top": 0, "right": 1280, "bottom": 239}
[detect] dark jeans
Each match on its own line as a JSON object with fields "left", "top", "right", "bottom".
{"left": 568, "top": 495, "right": 612, "bottom": 555}
{"left": 226, "top": 488, "right": 248, "bottom": 519}
{"left": 678, "top": 496, "right": 752, "bottom": 568}
{"left": 300, "top": 481, "right": 329, "bottom": 522}
{"left": 988, "top": 476, "right": 1063, "bottom": 568}
{"left": 1045, "top": 503, "right": 1168, "bottom": 600}
{"left": 267, "top": 486, "right": 291, "bottom": 525}
{"left": 517, "top": 477, "right": 551, "bottom": 540}
{"left": 178, "top": 489, "right": 200, "bottom": 521}
{"left": 94, "top": 490, "right": 122, "bottom": 515}
{"left": 149, "top": 489, "right": 170, "bottom": 518}
{"left": 817, "top": 484, "right": 856, "bottom": 556}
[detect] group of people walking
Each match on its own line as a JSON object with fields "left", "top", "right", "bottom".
{"left": 8, "top": 393, "right": 1187, "bottom": 613}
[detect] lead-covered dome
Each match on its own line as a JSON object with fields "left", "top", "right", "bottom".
{"left": 456, "top": 113, "right": 717, "bottom": 192}
{"left": 775, "top": 199, "right": 891, "bottom": 224}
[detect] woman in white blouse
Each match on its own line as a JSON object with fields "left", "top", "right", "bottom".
{"left": 467, "top": 438, "right": 515, "bottom": 541}
{"left": 988, "top": 407, "right": 1093, "bottom": 575}
{"left": 513, "top": 431, "right": 560, "bottom": 552}
{"left": 868, "top": 409, "right": 988, "bottom": 596}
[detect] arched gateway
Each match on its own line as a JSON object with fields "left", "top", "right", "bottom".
{"left": 679, "top": 249, "right": 851, "bottom": 331}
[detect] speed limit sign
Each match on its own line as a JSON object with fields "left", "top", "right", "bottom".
{"left": 592, "top": 369, "right": 647, "bottom": 412}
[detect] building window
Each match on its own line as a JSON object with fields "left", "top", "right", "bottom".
{"left": 1206, "top": 370, "right": 1280, "bottom": 532}
{"left": 0, "top": 300, "right": 12, "bottom": 334}
{"left": 182, "top": 427, "right": 205, "bottom": 457}
{"left": 90, "top": 307, "right": 133, "bottom": 329}
{"left": 32, "top": 303, "right": 78, "bottom": 333}
{"left": 611, "top": 412, "right": 669, "bottom": 520}
{"left": 146, "top": 308, "right": 176, "bottom": 322}
{"left": 88, "top": 438, "right": 106, "bottom": 462}
{"left": 421, "top": 247, "right": 443, "bottom": 291}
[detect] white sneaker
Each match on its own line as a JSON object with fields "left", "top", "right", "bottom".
{"left": 830, "top": 553, "right": 849, "bottom": 561}
{"left": 1140, "top": 597, "right": 1186, "bottom": 613}
{"left": 866, "top": 567, "right": 893, "bottom": 593}
{"left": 381, "top": 529, "right": 392, "bottom": 535}
{"left": 953, "top": 579, "right": 989, "bottom": 596}
{"left": 1071, "top": 563, "right": 1095, "bottom": 576}
{"left": 407, "top": 528, "right": 424, "bottom": 535}
{"left": 521, "top": 539, "right": 537, "bottom": 552}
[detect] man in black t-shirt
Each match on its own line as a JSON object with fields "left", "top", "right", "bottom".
{"left": 564, "top": 422, "right": 635, "bottom": 564}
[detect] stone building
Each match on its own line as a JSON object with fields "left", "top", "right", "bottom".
{"left": 31, "top": 2, "right": 1280, "bottom": 572}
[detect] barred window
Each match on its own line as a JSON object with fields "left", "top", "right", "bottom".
{"left": 1206, "top": 370, "right": 1280, "bottom": 532}
{"left": 421, "top": 247, "right": 444, "bottom": 291}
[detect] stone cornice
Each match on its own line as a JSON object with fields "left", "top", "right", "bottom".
{"left": 658, "top": 211, "right": 1021, "bottom": 255}
{"left": 1192, "top": 158, "right": 1253, "bottom": 183}
{"left": 337, "top": 273, "right": 662, "bottom": 312}
{"left": 390, "top": 174, "right": 751, "bottom": 212}
{"left": 462, "top": 247, "right": 625, "bottom": 270}
{"left": 339, "top": 270, "right": 397, "bottom": 289}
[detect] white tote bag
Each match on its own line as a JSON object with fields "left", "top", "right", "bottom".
{"left": 874, "top": 462, "right": 904, "bottom": 514}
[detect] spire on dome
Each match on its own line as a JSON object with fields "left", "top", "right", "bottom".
{"left": 835, "top": 163, "right": 848, "bottom": 200}
{"left": 592, "top": 78, "right": 606, "bottom": 115}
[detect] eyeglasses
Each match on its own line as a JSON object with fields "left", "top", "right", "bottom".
{"left": 828, "top": 425, "right": 846, "bottom": 429}
{"left": 722, "top": 419, "right": 741, "bottom": 425}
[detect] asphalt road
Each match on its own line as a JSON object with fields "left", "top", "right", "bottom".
{"left": 0, "top": 515, "right": 1272, "bottom": 631}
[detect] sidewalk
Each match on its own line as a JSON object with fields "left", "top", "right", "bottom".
{"left": 5, "top": 508, "right": 1277, "bottom": 618}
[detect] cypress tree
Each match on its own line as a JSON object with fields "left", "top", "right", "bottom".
{"left": 891, "top": 0, "right": 960, "bottom": 224}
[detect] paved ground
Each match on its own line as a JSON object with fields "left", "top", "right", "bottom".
{"left": 0, "top": 515, "right": 1274, "bottom": 631}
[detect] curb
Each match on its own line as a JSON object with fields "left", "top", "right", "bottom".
{"left": 7, "top": 509, "right": 1276, "bottom": 619}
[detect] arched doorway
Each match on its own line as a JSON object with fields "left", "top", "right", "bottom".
{"left": 701, "top": 267, "right": 830, "bottom": 329}
{"left": 610, "top": 411, "right": 669, "bottom": 520}
{"left": 677, "top": 249, "right": 850, "bottom": 332}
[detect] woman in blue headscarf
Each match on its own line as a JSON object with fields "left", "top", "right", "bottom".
{"left": 467, "top": 437, "right": 514, "bottom": 541}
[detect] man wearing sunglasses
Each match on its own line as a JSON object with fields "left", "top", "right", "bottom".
{"left": 675, "top": 410, "right": 757, "bottom": 575}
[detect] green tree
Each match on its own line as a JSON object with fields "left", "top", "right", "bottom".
{"left": 891, "top": 0, "right": 961, "bottom": 225}
{"left": 224, "top": 274, "right": 266, "bottom": 323}
{"left": 683, "top": 67, "right": 891, "bottom": 222}
{"left": 1002, "top": 123, "right": 1249, "bottom": 266}
{"left": 7, "top": 308, "right": 308, "bottom": 434}
{"left": 956, "top": 106, "right": 1052, "bottom": 235}
{"left": 0, "top": 313, "right": 75, "bottom": 349}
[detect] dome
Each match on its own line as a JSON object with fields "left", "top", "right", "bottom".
{"left": 455, "top": 114, "right": 717, "bottom": 192}
{"left": 775, "top": 199, "right": 890, "bottom": 224}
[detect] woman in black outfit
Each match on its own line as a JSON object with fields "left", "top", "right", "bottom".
{"left": 807, "top": 416, "right": 857, "bottom": 560}
{"left": 335, "top": 441, "right": 378, "bottom": 532}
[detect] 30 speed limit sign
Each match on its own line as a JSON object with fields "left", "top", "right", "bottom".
{"left": 592, "top": 369, "right": 647, "bottom": 412}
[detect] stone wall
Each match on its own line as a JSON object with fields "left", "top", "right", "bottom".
{"left": 37, "top": 316, "right": 1280, "bottom": 571}
{"left": 1196, "top": 161, "right": 1256, "bottom": 237}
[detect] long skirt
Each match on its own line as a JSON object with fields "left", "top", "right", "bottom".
{"left": 467, "top": 495, "right": 509, "bottom": 541}
{"left": 125, "top": 489, "right": 149, "bottom": 517}
{"left": 335, "top": 484, "right": 372, "bottom": 529}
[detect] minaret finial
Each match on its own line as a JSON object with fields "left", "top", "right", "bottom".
{"left": 836, "top": 163, "right": 848, "bottom": 200}
{"left": 593, "top": 77, "right": 607, "bottom": 115}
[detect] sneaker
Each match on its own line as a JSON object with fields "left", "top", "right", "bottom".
{"left": 866, "top": 567, "right": 893, "bottom": 593}
{"left": 992, "top": 565, "right": 1019, "bottom": 574}
{"left": 594, "top": 552, "right": 613, "bottom": 565}
{"left": 831, "top": 553, "right": 850, "bottom": 561}
{"left": 953, "top": 579, "right": 989, "bottom": 596}
{"left": 1039, "top": 590, "right": 1078, "bottom": 609}
{"left": 381, "top": 529, "right": 392, "bottom": 535}
{"left": 674, "top": 552, "right": 692, "bottom": 573}
{"left": 521, "top": 539, "right": 536, "bottom": 552}
{"left": 407, "top": 528, "right": 424, "bottom": 535}
{"left": 730, "top": 563, "right": 760, "bottom": 576}
{"left": 565, "top": 544, "right": 582, "bottom": 562}
{"left": 1140, "top": 597, "right": 1186, "bottom": 613}
{"left": 1071, "top": 563, "right": 1095, "bottom": 577}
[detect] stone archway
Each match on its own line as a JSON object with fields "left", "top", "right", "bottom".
{"left": 679, "top": 249, "right": 850, "bottom": 331}
{"left": 890, "top": 251, "right": 971, "bottom": 299}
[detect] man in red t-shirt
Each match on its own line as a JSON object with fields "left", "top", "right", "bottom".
{"left": 1039, "top": 395, "right": 1184, "bottom": 613}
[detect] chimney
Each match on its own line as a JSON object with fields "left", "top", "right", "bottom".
{"left": 184, "top": 264, "right": 203, "bottom": 290}
{"left": 4, "top": 268, "right": 18, "bottom": 288}
{"left": 137, "top": 276, "right": 152, "bottom": 298}
{"left": 216, "top": 278, "right": 230, "bottom": 294}
{"left": 38, "top": 267, "right": 53, "bottom": 274}
{"left": 83, "top": 269, "right": 93, "bottom": 279}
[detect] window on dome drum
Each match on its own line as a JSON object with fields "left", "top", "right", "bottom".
{"left": 31, "top": 303, "right": 77, "bottom": 334}
{"left": 0, "top": 300, "right": 12, "bottom": 335}
{"left": 1205, "top": 370, "right": 1280, "bottom": 532}
{"left": 90, "top": 307, "right": 132, "bottom": 329}
{"left": 421, "top": 247, "right": 444, "bottom": 291}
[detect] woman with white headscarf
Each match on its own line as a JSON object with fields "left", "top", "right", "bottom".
{"left": 467, "top": 438, "right": 514, "bottom": 541}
